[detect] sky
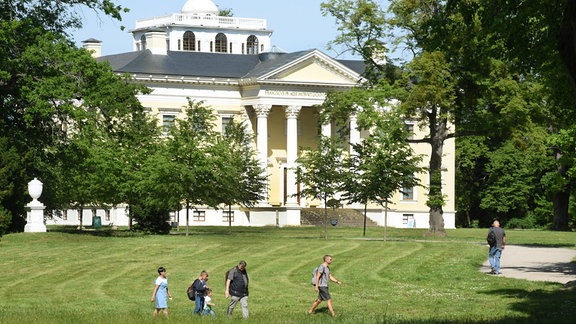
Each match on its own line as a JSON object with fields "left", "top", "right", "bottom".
{"left": 70, "top": 0, "right": 362, "bottom": 60}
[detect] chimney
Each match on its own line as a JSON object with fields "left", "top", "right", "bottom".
{"left": 145, "top": 29, "right": 168, "bottom": 55}
{"left": 82, "top": 38, "right": 102, "bottom": 58}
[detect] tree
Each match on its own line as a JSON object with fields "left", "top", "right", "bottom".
{"left": 318, "top": 84, "right": 424, "bottom": 237}
{"left": 165, "top": 99, "right": 220, "bottom": 236}
{"left": 345, "top": 109, "right": 424, "bottom": 238}
{"left": 210, "top": 119, "right": 267, "bottom": 231}
{"left": 296, "top": 136, "right": 347, "bottom": 240}
{"left": 0, "top": 0, "right": 136, "bottom": 232}
{"left": 457, "top": 0, "right": 576, "bottom": 230}
{"left": 321, "top": 1, "right": 461, "bottom": 235}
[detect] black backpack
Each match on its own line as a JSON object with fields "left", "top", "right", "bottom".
{"left": 186, "top": 283, "right": 195, "bottom": 300}
{"left": 487, "top": 229, "right": 497, "bottom": 246}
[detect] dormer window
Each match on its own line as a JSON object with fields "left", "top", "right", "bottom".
{"left": 183, "top": 31, "right": 196, "bottom": 51}
{"left": 215, "top": 33, "right": 227, "bottom": 53}
{"left": 140, "top": 35, "right": 147, "bottom": 50}
{"left": 246, "top": 35, "right": 258, "bottom": 55}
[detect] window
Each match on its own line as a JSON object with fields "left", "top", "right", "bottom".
{"left": 183, "top": 31, "right": 195, "bottom": 51}
{"left": 162, "top": 115, "right": 175, "bottom": 132}
{"left": 406, "top": 124, "right": 414, "bottom": 140}
{"left": 402, "top": 184, "right": 414, "bottom": 200}
{"left": 221, "top": 116, "right": 234, "bottom": 134}
{"left": 215, "top": 33, "right": 228, "bottom": 53}
{"left": 140, "top": 35, "right": 147, "bottom": 50}
{"left": 403, "top": 214, "right": 415, "bottom": 228}
{"left": 193, "top": 211, "right": 205, "bottom": 222}
{"left": 223, "top": 210, "right": 234, "bottom": 223}
{"left": 105, "top": 209, "right": 110, "bottom": 222}
{"left": 62, "top": 210, "right": 68, "bottom": 221}
{"left": 246, "top": 35, "right": 258, "bottom": 54}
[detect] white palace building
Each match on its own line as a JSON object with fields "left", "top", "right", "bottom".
{"left": 47, "top": 0, "right": 455, "bottom": 229}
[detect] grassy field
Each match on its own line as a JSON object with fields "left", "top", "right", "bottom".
{"left": 0, "top": 226, "right": 574, "bottom": 323}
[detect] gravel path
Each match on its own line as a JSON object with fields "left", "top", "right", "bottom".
{"left": 481, "top": 245, "right": 576, "bottom": 284}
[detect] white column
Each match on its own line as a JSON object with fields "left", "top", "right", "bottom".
{"left": 349, "top": 113, "right": 360, "bottom": 155}
{"left": 285, "top": 105, "right": 301, "bottom": 206}
{"left": 348, "top": 114, "right": 363, "bottom": 209}
{"left": 321, "top": 122, "right": 331, "bottom": 138}
{"left": 254, "top": 104, "right": 271, "bottom": 206}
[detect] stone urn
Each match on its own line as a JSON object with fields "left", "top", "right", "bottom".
{"left": 28, "top": 178, "right": 43, "bottom": 202}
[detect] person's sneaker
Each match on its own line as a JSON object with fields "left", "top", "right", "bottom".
{"left": 489, "top": 268, "right": 496, "bottom": 274}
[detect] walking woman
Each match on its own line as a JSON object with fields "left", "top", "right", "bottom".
{"left": 150, "top": 266, "right": 173, "bottom": 317}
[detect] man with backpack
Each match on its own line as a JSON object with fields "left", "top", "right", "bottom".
{"left": 225, "top": 260, "right": 249, "bottom": 318}
{"left": 307, "top": 255, "right": 342, "bottom": 317}
{"left": 487, "top": 220, "right": 506, "bottom": 275}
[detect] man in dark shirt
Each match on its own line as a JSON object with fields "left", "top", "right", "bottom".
{"left": 487, "top": 220, "right": 506, "bottom": 275}
{"left": 225, "top": 260, "right": 249, "bottom": 318}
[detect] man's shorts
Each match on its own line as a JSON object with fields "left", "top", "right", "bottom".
{"left": 318, "top": 286, "right": 331, "bottom": 301}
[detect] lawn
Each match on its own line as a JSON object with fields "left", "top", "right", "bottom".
{"left": 0, "top": 226, "right": 574, "bottom": 323}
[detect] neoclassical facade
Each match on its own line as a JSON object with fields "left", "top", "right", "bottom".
{"left": 53, "top": 0, "right": 455, "bottom": 229}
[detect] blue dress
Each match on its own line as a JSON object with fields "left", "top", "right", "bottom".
{"left": 154, "top": 276, "right": 168, "bottom": 308}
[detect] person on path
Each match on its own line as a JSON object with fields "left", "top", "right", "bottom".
{"left": 308, "top": 255, "right": 342, "bottom": 317}
{"left": 192, "top": 270, "right": 209, "bottom": 315}
{"left": 487, "top": 220, "right": 506, "bottom": 275}
{"left": 150, "top": 266, "right": 172, "bottom": 318}
{"left": 225, "top": 260, "right": 249, "bottom": 318}
{"left": 202, "top": 288, "right": 216, "bottom": 317}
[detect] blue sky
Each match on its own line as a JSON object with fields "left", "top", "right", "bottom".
{"left": 71, "top": 0, "right": 362, "bottom": 59}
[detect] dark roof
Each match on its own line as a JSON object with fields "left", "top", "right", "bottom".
{"left": 98, "top": 49, "right": 364, "bottom": 79}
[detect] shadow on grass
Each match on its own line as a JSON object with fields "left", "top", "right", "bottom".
{"left": 503, "top": 261, "right": 576, "bottom": 276}
{"left": 48, "top": 226, "right": 142, "bottom": 237}
{"left": 477, "top": 286, "right": 576, "bottom": 324}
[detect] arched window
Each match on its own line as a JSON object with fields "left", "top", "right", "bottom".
{"left": 246, "top": 35, "right": 258, "bottom": 54}
{"left": 215, "top": 33, "right": 228, "bottom": 53}
{"left": 183, "top": 31, "right": 195, "bottom": 51}
{"left": 140, "top": 35, "right": 147, "bottom": 51}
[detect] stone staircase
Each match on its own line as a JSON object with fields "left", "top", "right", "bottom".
{"left": 301, "top": 208, "right": 379, "bottom": 227}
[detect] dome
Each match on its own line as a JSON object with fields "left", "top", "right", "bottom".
{"left": 181, "top": 0, "right": 219, "bottom": 15}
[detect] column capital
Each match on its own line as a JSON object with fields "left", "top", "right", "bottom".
{"left": 253, "top": 104, "right": 272, "bottom": 117}
{"left": 284, "top": 105, "right": 302, "bottom": 119}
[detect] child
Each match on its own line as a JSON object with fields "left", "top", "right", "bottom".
{"left": 150, "top": 266, "right": 172, "bottom": 317}
{"left": 192, "top": 270, "right": 209, "bottom": 314}
{"left": 202, "top": 288, "right": 216, "bottom": 317}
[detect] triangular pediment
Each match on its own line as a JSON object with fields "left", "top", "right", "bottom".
{"left": 258, "top": 50, "right": 362, "bottom": 85}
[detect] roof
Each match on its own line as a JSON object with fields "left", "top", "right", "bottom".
{"left": 98, "top": 50, "right": 365, "bottom": 80}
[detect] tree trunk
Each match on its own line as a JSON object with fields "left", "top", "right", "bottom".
{"left": 552, "top": 187, "right": 570, "bottom": 231}
{"left": 426, "top": 111, "right": 447, "bottom": 236}
{"left": 559, "top": 0, "right": 576, "bottom": 91}
{"left": 363, "top": 202, "right": 367, "bottom": 237}
{"left": 556, "top": 0, "right": 576, "bottom": 231}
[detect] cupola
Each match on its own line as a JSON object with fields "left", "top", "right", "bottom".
{"left": 181, "top": 0, "right": 219, "bottom": 16}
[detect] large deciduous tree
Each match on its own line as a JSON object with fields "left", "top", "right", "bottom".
{"left": 321, "top": 0, "right": 459, "bottom": 235}
{"left": 0, "top": 0, "right": 161, "bottom": 234}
